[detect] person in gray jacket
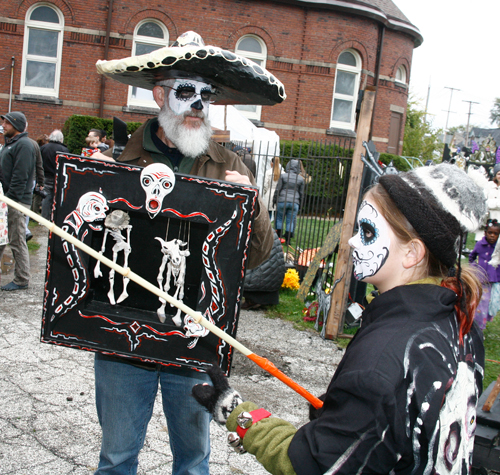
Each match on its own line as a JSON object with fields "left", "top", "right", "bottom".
{"left": 0, "top": 111, "right": 36, "bottom": 290}
{"left": 40, "top": 129, "right": 69, "bottom": 220}
{"left": 273, "top": 158, "right": 305, "bottom": 243}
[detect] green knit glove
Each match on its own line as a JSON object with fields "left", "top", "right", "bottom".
{"left": 227, "top": 402, "right": 298, "bottom": 475}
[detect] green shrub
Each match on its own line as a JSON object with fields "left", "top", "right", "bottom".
{"left": 62, "top": 115, "right": 142, "bottom": 155}
{"left": 378, "top": 153, "right": 412, "bottom": 172}
{"left": 280, "top": 140, "right": 353, "bottom": 162}
{"left": 279, "top": 140, "right": 354, "bottom": 215}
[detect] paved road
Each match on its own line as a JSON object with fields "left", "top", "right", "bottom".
{"left": 0, "top": 224, "right": 343, "bottom": 474}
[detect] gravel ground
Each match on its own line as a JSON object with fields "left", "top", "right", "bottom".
{"left": 0, "top": 222, "right": 344, "bottom": 474}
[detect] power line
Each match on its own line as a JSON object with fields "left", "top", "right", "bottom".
{"left": 443, "top": 86, "right": 460, "bottom": 135}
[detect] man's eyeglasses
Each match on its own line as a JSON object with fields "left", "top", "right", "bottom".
{"left": 164, "top": 85, "right": 218, "bottom": 104}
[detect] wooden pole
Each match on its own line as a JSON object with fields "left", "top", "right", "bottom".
{"left": 324, "top": 87, "right": 376, "bottom": 339}
{"left": 482, "top": 374, "right": 500, "bottom": 412}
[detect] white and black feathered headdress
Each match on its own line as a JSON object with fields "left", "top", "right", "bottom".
{"left": 379, "top": 163, "right": 487, "bottom": 268}
{"left": 96, "top": 31, "right": 285, "bottom": 106}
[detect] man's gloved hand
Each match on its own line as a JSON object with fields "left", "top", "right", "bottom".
{"left": 192, "top": 364, "right": 243, "bottom": 425}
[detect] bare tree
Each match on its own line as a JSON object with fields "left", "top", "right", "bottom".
{"left": 490, "top": 98, "right": 500, "bottom": 126}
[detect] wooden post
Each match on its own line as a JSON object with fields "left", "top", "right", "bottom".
{"left": 324, "top": 87, "right": 376, "bottom": 339}
{"left": 482, "top": 374, "right": 500, "bottom": 412}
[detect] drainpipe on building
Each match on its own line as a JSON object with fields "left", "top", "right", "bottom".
{"left": 99, "top": 0, "right": 114, "bottom": 118}
{"left": 368, "top": 24, "right": 385, "bottom": 141}
{"left": 9, "top": 56, "right": 15, "bottom": 113}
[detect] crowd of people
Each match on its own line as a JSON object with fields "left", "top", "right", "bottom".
{"left": 0, "top": 117, "right": 118, "bottom": 290}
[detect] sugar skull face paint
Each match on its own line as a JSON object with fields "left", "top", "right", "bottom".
{"left": 349, "top": 200, "right": 390, "bottom": 281}
{"left": 166, "top": 79, "right": 216, "bottom": 116}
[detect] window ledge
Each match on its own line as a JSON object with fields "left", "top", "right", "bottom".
{"left": 326, "top": 127, "right": 356, "bottom": 138}
{"left": 15, "top": 94, "right": 63, "bottom": 105}
{"left": 249, "top": 119, "right": 264, "bottom": 127}
{"left": 122, "top": 105, "right": 159, "bottom": 115}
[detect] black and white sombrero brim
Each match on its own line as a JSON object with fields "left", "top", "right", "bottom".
{"left": 96, "top": 34, "right": 286, "bottom": 106}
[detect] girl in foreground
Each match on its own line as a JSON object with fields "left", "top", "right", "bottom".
{"left": 193, "top": 163, "right": 486, "bottom": 475}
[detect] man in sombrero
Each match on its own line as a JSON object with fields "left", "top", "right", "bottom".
{"left": 93, "top": 31, "right": 285, "bottom": 475}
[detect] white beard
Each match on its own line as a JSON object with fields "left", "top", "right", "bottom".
{"left": 158, "top": 104, "right": 212, "bottom": 158}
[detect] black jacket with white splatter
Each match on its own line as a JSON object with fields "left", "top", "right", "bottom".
{"left": 289, "top": 283, "right": 484, "bottom": 474}
{"left": 229, "top": 283, "right": 484, "bottom": 475}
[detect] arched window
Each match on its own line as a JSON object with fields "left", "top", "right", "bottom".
{"left": 234, "top": 35, "right": 267, "bottom": 121}
{"left": 330, "top": 49, "right": 362, "bottom": 130}
{"left": 21, "top": 4, "right": 64, "bottom": 97}
{"left": 128, "top": 20, "right": 168, "bottom": 108}
{"left": 395, "top": 65, "right": 407, "bottom": 85}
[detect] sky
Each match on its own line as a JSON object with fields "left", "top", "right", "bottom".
{"left": 394, "top": 0, "right": 499, "bottom": 133}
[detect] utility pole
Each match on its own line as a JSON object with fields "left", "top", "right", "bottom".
{"left": 444, "top": 86, "right": 460, "bottom": 142}
{"left": 463, "top": 100, "right": 479, "bottom": 147}
{"left": 424, "top": 78, "right": 431, "bottom": 124}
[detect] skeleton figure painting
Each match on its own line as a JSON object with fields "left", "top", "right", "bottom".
{"left": 51, "top": 191, "right": 108, "bottom": 322}
{"left": 41, "top": 154, "right": 259, "bottom": 374}
{"left": 155, "top": 236, "right": 190, "bottom": 325}
{"left": 94, "top": 210, "right": 132, "bottom": 305}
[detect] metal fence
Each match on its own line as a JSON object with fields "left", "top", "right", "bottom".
{"left": 229, "top": 137, "right": 355, "bottom": 272}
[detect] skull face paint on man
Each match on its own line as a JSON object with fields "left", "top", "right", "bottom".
{"left": 349, "top": 200, "right": 390, "bottom": 281}
{"left": 166, "top": 79, "right": 216, "bottom": 116}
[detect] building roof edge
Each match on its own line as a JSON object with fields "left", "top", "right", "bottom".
{"left": 277, "top": 0, "right": 423, "bottom": 47}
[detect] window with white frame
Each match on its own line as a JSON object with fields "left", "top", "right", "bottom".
{"left": 234, "top": 35, "right": 267, "bottom": 121}
{"left": 21, "top": 4, "right": 64, "bottom": 97}
{"left": 330, "top": 49, "right": 362, "bottom": 130}
{"left": 395, "top": 65, "right": 407, "bottom": 85}
{"left": 128, "top": 20, "right": 168, "bottom": 108}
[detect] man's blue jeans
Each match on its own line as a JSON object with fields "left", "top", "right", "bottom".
{"left": 275, "top": 201, "right": 299, "bottom": 233}
{"left": 94, "top": 354, "right": 211, "bottom": 475}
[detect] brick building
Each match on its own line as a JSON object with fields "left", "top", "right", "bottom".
{"left": 0, "top": 0, "right": 421, "bottom": 154}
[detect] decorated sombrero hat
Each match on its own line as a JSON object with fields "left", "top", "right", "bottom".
{"left": 96, "top": 31, "right": 286, "bottom": 106}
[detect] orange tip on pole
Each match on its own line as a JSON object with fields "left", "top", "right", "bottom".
{"left": 247, "top": 353, "right": 323, "bottom": 409}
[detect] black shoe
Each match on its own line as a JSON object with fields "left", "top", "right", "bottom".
{"left": 26, "top": 232, "right": 33, "bottom": 242}
{"left": 1, "top": 281, "right": 28, "bottom": 291}
{"left": 241, "top": 300, "right": 262, "bottom": 310}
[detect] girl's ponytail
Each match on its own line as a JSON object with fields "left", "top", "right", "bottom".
{"left": 441, "top": 266, "right": 482, "bottom": 344}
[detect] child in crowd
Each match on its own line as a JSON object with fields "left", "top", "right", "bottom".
{"left": 81, "top": 136, "right": 100, "bottom": 158}
{"left": 193, "top": 163, "right": 486, "bottom": 475}
{"left": 469, "top": 218, "right": 500, "bottom": 329}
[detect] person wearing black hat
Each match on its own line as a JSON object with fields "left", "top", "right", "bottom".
{"left": 0, "top": 111, "right": 36, "bottom": 291}
{"left": 90, "top": 31, "right": 283, "bottom": 475}
{"left": 192, "top": 163, "right": 487, "bottom": 475}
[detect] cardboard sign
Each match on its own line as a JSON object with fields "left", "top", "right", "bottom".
{"left": 40, "top": 154, "right": 257, "bottom": 375}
